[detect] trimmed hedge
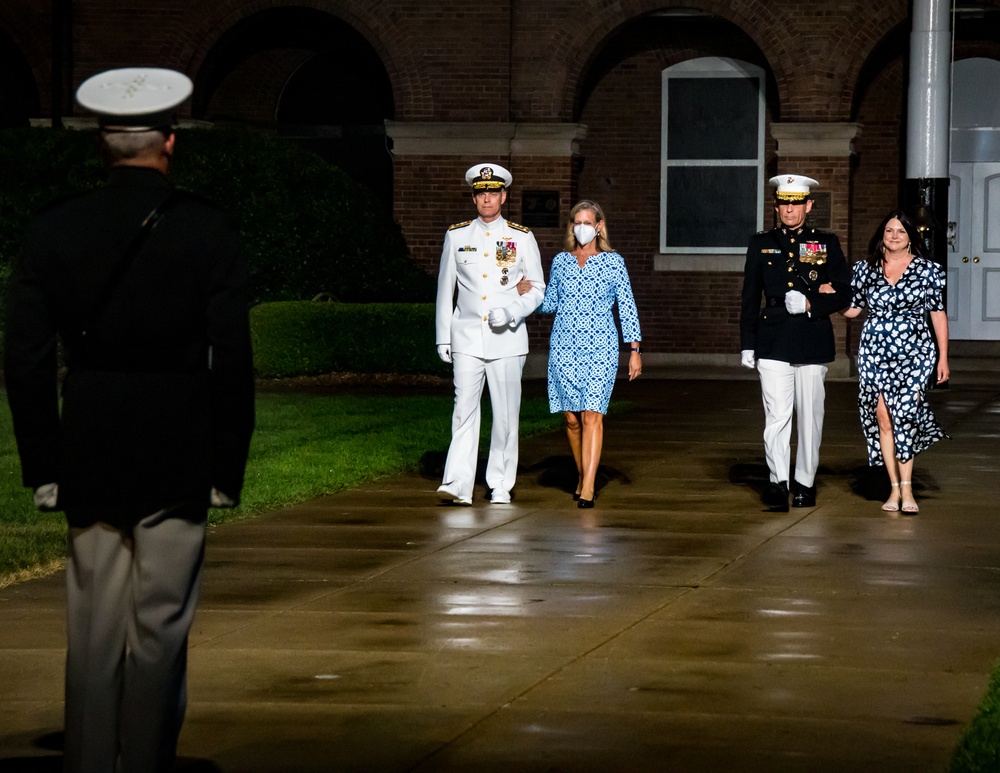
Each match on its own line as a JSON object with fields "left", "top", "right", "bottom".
{"left": 251, "top": 301, "right": 449, "bottom": 378}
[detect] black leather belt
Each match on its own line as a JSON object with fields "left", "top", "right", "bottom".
{"left": 765, "top": 296, "right": 784, "bottom": 307}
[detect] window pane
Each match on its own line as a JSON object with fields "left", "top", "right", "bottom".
{"left": 666, "top": 166, "right": 758, "bottom": 247}
{"left": 667, "top": 77, "right": 759, "bottom": 160}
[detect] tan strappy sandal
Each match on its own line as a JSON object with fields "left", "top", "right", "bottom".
{"left": 881, "top": 482, "right": 901, "bottom": 512}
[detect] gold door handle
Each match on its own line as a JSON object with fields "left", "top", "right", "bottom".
{"left": 963, "top": 256, "right": 969, "bottom": 263}
{"left": 974, "top": 256, "right": 980, "bottom": 263}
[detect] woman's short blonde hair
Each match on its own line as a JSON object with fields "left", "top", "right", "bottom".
{"left": 564, "top": 200, "right": 614, "bottom": 253}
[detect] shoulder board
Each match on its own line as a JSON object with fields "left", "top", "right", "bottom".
{"left": 507, "top": 221, "right": 530, "bottom": 233}
{"left": 448, "top": 220, "right": 472, "bottom": 231}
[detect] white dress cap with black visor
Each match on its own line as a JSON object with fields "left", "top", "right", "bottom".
{"left": 465, "top": 163, "right": 512, "bottom": 191}
{"left": 76, "top": 67, "right": 193, "bottom": 133}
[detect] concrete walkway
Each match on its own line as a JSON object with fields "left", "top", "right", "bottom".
{"left": 2, "top": 373, "right": 999, "bottom": 772}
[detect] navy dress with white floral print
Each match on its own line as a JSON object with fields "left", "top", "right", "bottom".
{"left": 850, "top": 256, "right": 948, "bottom": 466}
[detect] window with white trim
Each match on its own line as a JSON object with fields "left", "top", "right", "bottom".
{"left": 660, "top": 57, "right": 765, "bottom": 254}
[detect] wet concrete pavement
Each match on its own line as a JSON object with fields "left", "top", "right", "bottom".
{"left": 2, "top": 372, "right": 1000, "bottom": 772}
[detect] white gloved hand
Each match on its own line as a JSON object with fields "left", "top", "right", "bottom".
{"left": 34, "top": 482, "right": 58, "bottom": 510}
{"left": 210, "top": 487, "right": 236, "bottom": 508}
{"left": 785, "top": 290, "right": 808, "bottom": 315}
{"left": 740, "top": 350, "right": 756, "bottom": 369}
{"left": 488, "top": 307, "right": 514, "bottom": 329}
{"left": 437, "top": 344, "right": 452, "bottom": 363}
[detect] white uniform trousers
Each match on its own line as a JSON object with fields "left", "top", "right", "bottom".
{"left": 441, "top": 352, "right": 525, "bottom": 500}
{"left": 756, "top": 359, "right": 828, "bottom": 488}
{"left": 64, "top": 504, "right": 206, "bottom": 773}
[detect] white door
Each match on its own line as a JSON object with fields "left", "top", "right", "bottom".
{"left": 947, "top": 162, "right": 1000, "bottom": 340}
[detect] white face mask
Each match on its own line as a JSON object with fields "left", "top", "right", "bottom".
{"left": 574, "top": 223, "right": 597, "bottom": 246}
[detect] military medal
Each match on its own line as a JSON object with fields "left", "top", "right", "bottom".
{"left": 809, "top": 270, "right": 819, "bottom": 281}
{"left": 799, "top": 243, "right": 827, "bottom": 264}
{"left": 500, "top": 266, "right": 509, "bottom": 286}
{"left": 496, "top": 240, "right": 517, "bottom": 267}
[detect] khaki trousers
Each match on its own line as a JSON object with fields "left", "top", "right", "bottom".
{"left": 64, "top": 504, "right": 206, "bottom": 773}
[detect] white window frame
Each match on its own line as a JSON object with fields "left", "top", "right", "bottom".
{"left": 659, "top": 57, "right": 765, "bottom": 259}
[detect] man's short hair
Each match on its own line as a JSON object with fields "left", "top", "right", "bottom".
{"left": 101, "top": 130, "right": 169, "bottom": 163}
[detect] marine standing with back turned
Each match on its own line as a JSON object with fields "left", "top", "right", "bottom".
{"left": 739, "top": 174, "right": 850, "bottom": 511}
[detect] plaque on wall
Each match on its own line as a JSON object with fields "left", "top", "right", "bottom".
{"left": 805, "top": 192, "right": 831, "bottom": 230}
{"left": 521, "top": 190, "right": 560, "bottom": 228}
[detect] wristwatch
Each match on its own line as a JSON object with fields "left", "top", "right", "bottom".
{"left": 631, "top": 346, "right": 642, "bottom": 353}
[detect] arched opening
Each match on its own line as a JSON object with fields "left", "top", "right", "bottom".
{"left": 575, "top": 9, "right": 776, "bottom": 265}
{"left": 194, "top": 7, "right": 394, "bottom": 208}
{"left": 0, "top": 33, "right": 39, "bottom": 127}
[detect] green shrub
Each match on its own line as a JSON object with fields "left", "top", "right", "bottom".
{"left": 951, "top": 662, "right": 1000, "bottom": 773}
{"left": 0, "top": 126, "right": 435, "bottom": 361}
{"left": 251, "top": 300, "right": 449, "bottom": 378}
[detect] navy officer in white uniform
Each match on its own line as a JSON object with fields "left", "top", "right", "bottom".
{"left": 739, "top": 174, "right": 850, "bottom": 511}
{"left": 435, "top": 163, "right": 545, "bottom": 504}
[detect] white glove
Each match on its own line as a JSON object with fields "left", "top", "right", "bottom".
{"left": 210, "top": 487, "right": 236, "bottom": 508}
{"left": 34, "top": 482, "right": 58, "bottom": 510}
{"left": 740, "top": 350, "right": 756, "bottom": 369}
{"left": 488, "top": 307, "right": 514, "bottom": 329}
{"left": 437, "top": 344, "right": 452, "bottom": 363}
{"left": 785, "top": 290, "right": 808, "bottom": 315}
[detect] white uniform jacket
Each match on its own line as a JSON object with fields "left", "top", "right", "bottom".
{"left": 435, "top": 217, "right": 545, "bottom": 359}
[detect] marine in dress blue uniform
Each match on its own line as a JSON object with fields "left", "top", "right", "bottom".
{"left": 4, "top": 68, "right": 254, "bottom": 771}
{"left": 739, "top": 174, "right": 850, "bottom": 510}
{"left": 435, "top": 163, "right": 545, "bottom": 504}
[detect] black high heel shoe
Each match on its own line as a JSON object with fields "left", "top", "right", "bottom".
{"left": 572, "top": 492, "right": 581, "bottom": 501}
{"left": 577, "top": 497, "right": 594, "bottom": 509}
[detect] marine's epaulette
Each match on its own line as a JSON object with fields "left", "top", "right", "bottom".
{"left": 449, "top": 220, "right": 472, "bottom": 231}
{"left": 507, "top": 221, "right": 530, "bottom": 233}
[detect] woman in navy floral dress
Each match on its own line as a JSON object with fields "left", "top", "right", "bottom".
{"left": 842, "top": 210, "right": 949, "bottom": 513}
{"left": 540, "top": 201, "right": 642, "bottom": 508}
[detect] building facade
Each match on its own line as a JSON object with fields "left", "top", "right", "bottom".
{"left": 3, "top": 0, "right": 999, "bottom": 372}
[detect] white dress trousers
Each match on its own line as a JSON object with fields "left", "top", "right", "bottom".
{"left": 442, "top": 352, "right": 526, "bottom": 499}
{"left": 64, "top": 505, "right": 206, "bottom": 773}
{"left": 756, "top": 358, "right": 828, "bottom": 488}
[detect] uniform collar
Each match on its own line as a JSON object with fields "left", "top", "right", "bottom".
{"left": 476, "top": 216, "right": 506, "bottom": 231}
{"left": 107, "top": 165, "right": 171, "bottom": 189}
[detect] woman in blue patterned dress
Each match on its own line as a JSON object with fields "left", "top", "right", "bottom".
{"left": 842, "top": 210, "right": 949, "bottom": 513}
{"left": 540, "top": 201, "right": 642, "bottom": 508}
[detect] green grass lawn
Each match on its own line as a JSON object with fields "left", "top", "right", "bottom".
{"left": 0, "top": 389, "right": 563, "bottom": 584}
{"left": 951, "top": 661, "right": 1000, "bottom": 772}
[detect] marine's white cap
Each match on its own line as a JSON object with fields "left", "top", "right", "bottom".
{"left": 465, "top": 163, "right": 512, "bottom": 191}
{"left": 76, "top": 67, "right": 193, "bottom": 132}
{"left": 769, "top": 174, "right": 819, "bottom": 203}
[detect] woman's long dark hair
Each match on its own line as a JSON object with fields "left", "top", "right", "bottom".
{"left": 865, "top": 209, "right": 926, "bottom": 271}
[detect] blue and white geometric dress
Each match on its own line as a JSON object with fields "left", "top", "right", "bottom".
{"left": 851, "top": 257, "right": 948, "bottom": 466}
{"left": 541, "top": 251, "right": 642, "bottom": 414}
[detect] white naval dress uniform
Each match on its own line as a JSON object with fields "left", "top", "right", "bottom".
{"left": 436, "top": 216, "right": 545, "bottom": 502}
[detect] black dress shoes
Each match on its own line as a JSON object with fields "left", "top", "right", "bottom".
{"left": 762, "top": 481, "right": 789, "bottom": 511}
{"left": 792, "top": 482, "right": 816, "bottom": 508}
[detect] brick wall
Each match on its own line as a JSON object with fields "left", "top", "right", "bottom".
{"left": 3, "top": 0, "right": 992, "bottom": 362}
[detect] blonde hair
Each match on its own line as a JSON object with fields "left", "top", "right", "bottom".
{"left": 564, "top": 200, "right": 614, "bottom": 253}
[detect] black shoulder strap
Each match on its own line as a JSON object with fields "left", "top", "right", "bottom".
{"left": 81, "top": 191, "right": 185, "bottom": 338}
